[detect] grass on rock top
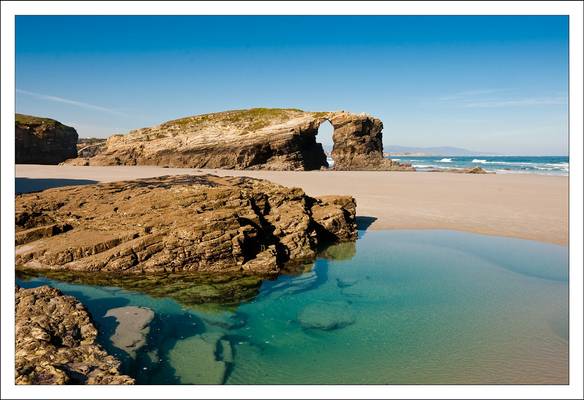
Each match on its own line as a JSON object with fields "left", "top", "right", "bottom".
{"left": 15, "top": 113, "right": 62, "bottom": 127}
{"left": 161, "top": 108, "right": 320, "bottom": 133}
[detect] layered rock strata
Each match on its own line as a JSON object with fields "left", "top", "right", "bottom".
{"left": 15, "top": 174, "right": 357, "bottom": 275}
{"left": 329, "top": 112, "right": 410, "bottom": 171}
{"left": 15, "top": 114, "right": 78, "bottom": 164}
{"left": 15, "top": 285, "right": 134, "bottom": 384}
{"left": 66, "top": 108, "right": 412, "bottom": 171}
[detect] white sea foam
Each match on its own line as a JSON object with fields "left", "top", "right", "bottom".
{"left": 412, "top": 164, "right": 433, "bottom": 168}
{"left": 437, "top": 158, "right": 452, "bottom": 163}
{"left": 471, "top": 160, "right": 538, "bottom": 166}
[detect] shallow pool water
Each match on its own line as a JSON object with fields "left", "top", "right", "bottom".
{"left": 17, "top": 230, "right": 568, "bottom": 384}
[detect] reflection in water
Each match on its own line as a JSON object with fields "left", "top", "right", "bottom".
{"left": 16, "top": 231, "right": 567, "bottom": 384}
{"left": 16, "top": 270, "right": 264, "bottom": 311}
{"left": 16, "top": 239, "right": 357, "bottom": 310}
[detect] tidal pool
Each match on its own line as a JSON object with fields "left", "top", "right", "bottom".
{"left": 17, "top": 230, "right": 568, "bottom": 384}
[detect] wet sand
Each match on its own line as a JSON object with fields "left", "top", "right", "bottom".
{"left": 15, "top": 165, "right": 568, "bottom": 245}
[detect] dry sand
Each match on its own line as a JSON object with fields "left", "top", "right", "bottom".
{"left": 15, "top": 165, "right": 568, "bottom": 245}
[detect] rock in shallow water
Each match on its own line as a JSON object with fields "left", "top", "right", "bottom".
{"left": 15, "top": 285, "right": 133, "bottom": 384}
{"left": 297, "top": 300, "right": 356, "bottom": 331}
{"left": 15, "top": 174, "right": 357, "bottom": 276}
{"left": 105, "top": 306, "right": 155, "bottom": 358}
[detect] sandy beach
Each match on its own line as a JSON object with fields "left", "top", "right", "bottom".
{"left": 15, "top": 165, "right": 568, "bottom": 245}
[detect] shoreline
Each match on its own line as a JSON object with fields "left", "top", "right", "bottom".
{"left": 15, "top": 165, "right": 568, "bottom": 245}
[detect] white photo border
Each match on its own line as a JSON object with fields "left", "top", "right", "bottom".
{"left": 1, "top": 1, "right": 582, "bottom": 399}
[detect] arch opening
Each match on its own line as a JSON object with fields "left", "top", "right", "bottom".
{"left": 316, "top": 120, "right": 334, "bottom": 169}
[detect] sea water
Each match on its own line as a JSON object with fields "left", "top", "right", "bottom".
{"left": 388, "top": 155, "right": 569, "bottom": 176}
{"left": 17, "top": 230, "right": 568, "bottom": 384}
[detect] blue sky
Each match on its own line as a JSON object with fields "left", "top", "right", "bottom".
{"left": 16, "top": 16, "right": 568, "bottom": 155}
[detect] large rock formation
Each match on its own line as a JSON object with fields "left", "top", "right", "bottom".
{"left": 15, "top": 174, "right": 357, "bottom": 275}
{"left": 15, "top": 285, "right": 134, "bottom": 384}
{"left": 329, "top": 112, "right": 408, "bottom": 170}
{"left": 66, "top": 108, "right": 412, "bottom": 171}
{"left": 15, "top": 114, "right": 78, "bottom": 164}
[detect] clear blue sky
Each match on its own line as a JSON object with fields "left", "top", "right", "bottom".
{"left": 16, "top": 16, "right": 568, "bottom": 155}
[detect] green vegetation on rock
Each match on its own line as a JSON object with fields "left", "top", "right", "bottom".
{"left": 15, "top": 113, "right": 61, "bottom": 127}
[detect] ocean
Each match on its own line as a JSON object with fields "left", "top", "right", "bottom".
{"left": 388, "top": 155, "right": 569, "bottom": 176}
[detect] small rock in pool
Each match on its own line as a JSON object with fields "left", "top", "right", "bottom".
{"left": 297, "top": 301, "right": 356, "bottom": 331}
{"left": 104, "top": 306, "right": 155, "bottom": 358}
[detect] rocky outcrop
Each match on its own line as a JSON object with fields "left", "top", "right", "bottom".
{"left": 329, "top": 112, "right": 411, "bottom": 171}
{"left": 66, "top": 108, "right": 412, "bottom": 171}
{"left": 15, "top": 285, "right": 134, "bottom": 384}
{"left": 15, "top": 114, "right": 78, "bottom": 164}
{"left": 15, "top": 174, "right": 357, "bottom": 275}
{"left": 76, "top": 137, "right": 106, "bottom": 158}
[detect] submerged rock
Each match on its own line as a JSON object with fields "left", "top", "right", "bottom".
{"left": 15, "top": 114, "right": 78, "bottom": 165}
{"left": 168, "top": 334, "right": 226, "bottom": 384}
{"left": 297, "top": 300, "right": 356, "bottom": 331}
{"left": 336, "top": 278, "right": 359, "bottom": 288}
{"left": 16, "top": 269, "right": 265, "bottom": 309}
{"left": 65, "top": 108, "right": 413, "bottom": 171}
{"left": 219, "top": 339, "right": 234, "bottom": 363}
{"left": 104, "top": 306, "right": 155, "bottom": 358}
{"left": 15, "top": 174, "right": 357, "bottom": 276}
{"left": 200, "top": 310, "right": 248, "bottom": 330}
{"left": 262, "top": 271, "right": 319, "bottom": 299}
{"left": 15, "top": 285, "right": 133, "bottom": 385}
{"left": 320, "top": 241, "right": 357, "bottom": 261}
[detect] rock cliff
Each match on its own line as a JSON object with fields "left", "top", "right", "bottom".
{"left": 15, "top": 285, "right": 134, "bottom": 384}
{"left": 15, "top": 174, "right": 357, "bottom": 275}
{"left": 329, "top": 112, "right": 410, "bottom": 170}
{"left": 15, "top": 114, "right": 78, "bottom": 164}
{"left": 67, "top": 108, "right": 412, "bottom": 171}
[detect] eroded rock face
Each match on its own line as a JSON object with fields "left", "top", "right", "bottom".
{"left": 66, "top": 108, "right": 412, "bottom": 171}
{"left": 15, "top": 285, "right": 134, "bottom": 384}
{"left": 15, "top": 114, "right": 78, "bottom": 165}
{"left": 330, "top": 112, "right": 411, "bottom": 171}
{"left": 15, "top": 175, "right": 357, "bottom": 275}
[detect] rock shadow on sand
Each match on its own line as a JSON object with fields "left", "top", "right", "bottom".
{"left": 16, "top": 177, "right": 98, "bottom": 194}
{"left": 355, "top": 216, "right": 377, "bottom": 231}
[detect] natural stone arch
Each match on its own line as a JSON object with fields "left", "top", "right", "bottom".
{"left": 312, "top": 119, "right": 333, "bottom": 168}
{"left": 66, "top": 108, "right": 412, "bottom": 171}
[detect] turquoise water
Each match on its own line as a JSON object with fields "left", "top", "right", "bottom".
{"left": 388, "top": 156, "right": 569, "bottom": 176}
{"left": 17, "top": 230, "right": 568, "bottom": 384}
